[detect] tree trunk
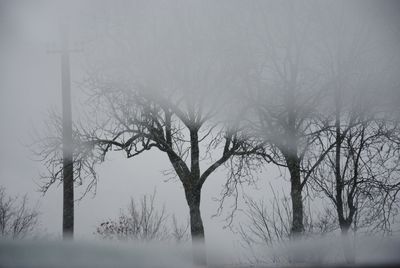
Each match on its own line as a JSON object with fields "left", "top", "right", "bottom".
{"left": 287, "top": 156, "right": 304, "bottom": 237}
{"left": 63, "top": 159, "right": 74, "bottom": 238}
{"left": 184, "top": 186, "right": 206, "bottom": 266}
{"left": 287, "top": 156, "right": 305, "bottom": 263}
{"left": 340, "top": 222, "right": 350, "bottom": 235}
{"left": 61, "top": 22, "right": 74, "bottom": 239}
{"left": 340, "top": 223, "right": 355, "bottom": 264}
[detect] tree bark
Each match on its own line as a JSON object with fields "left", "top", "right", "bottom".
{"left": 184, "top": 186, "right": 206, "bottom": 266}
{"left": 287, "top": 156, "right": 304, "bottom": 237}
{"left": 61, "top": 22, "right": 74, "bottom": 239}
{"left": 287, "top": 155, "right": 305, "bottom": 263}
{"left": 335, "top": 84, "right": 345, "bottom": 236}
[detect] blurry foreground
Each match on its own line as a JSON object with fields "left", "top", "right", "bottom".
{"left": 1, "top": 236, "right": 400, "bottom": 268}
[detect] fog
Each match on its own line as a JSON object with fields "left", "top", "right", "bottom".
{"left": 1, "top": 0, "right": 400, "bottom": 267}
{"left": 1, "top": 236, "right": 400, "bottom": 267}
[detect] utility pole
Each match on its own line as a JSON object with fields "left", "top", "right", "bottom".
{"left": 48, "top": 21, "right": 80, "bottom": 239}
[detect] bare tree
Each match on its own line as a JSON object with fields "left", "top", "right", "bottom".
{"left": 238, "top": 186, "right": 337, "bottom": 264}
{"left": 237, "top": 1, "right": 336, "bottom": 238}
{"left": 311, "top": 113, "right": 400, "bottom": 236}
{"left": 78, "top": 77, "right": 262, "bottom": 265}
{"left": 96, "top": 192, "right": 168, "bottom": 242}
{"left": 309, "top": 0, "right": 400, "bottom": 237}
{"left": 96, "top": 192, "right": 189, "bottom": 243}
{"left": 305, "top": 3, "right": 400, "bottom": 262}
{"left": 0, "top": 186, "right": 39, "bottom": 239}
{"left": 309, "top": 97, "right": 400, "bottom": 263}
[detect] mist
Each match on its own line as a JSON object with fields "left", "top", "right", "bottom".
{"left": 1, "top": 0, "right": 400, "bottom": 267}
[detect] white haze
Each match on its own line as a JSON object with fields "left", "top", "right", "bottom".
{"left": 1, "top": 235, "right": 400, "bottom": 267}
{"left": 1, "top": 0, "right": 400, "bottom": 266}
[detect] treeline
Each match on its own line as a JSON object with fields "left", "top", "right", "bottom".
{"left": 35, "top": 0, "right": 400, "bottom": 265}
